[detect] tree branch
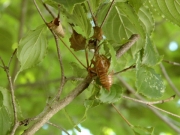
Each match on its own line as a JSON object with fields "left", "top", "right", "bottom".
{"left": 116, "top": 34, "right": 140, "bottom": 58}
{"left": 22, "top": 76, "right": 92, "bottom": 135}
{"left": 117, "top": 76, "right": 180, "bottom": 134}
{"left": 100, "top": 0, "right": 115, "bottom": 28}
{"left": 20, "top": 7, "right": 139, "bottom": 130}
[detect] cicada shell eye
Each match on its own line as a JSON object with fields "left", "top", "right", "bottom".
{"left": 47, "top": 18, "right": 65, "bottom": 38}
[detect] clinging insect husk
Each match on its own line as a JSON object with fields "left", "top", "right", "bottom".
{"left": 47, "top": 17, "right": 65, "bottom": 38}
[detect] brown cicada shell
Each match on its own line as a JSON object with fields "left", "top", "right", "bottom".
{"left": 90, "top": 54, "right": 113, "bottom": 90}
{"left": 47, "top": 17, "right": 65, "bottom": 38}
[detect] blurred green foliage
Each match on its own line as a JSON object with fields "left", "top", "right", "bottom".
{"left": 0, "top": 0, "right": 180, "bottom": 135}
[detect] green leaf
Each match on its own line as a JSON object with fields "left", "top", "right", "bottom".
{"left": 0, "top": 87, "right": 13, "bottom": 116}
{"left": 87, "top": 0, "right": 102, "bottom": 14}
{"left": 17, "top": 24, "right": 47, "bottom": 71}
{"left": 97, "top": 84, "right": 123, "bottom": 103}
{"left": 44, "top": 0, "right": 59, "bottom": 8}
{"left": 0, "top": 87, "right": 13, "bottom": 135}
{"left": 63, "top": 108, "right": 81, "bottom": 132}
{"left": 142, "top": 35, "right": 163, "bottom": 66}
{"left": 138, "top": 5, "right": 155, "bottom": 35}
{"left": 97, "top": 2, "right": 145, "bottom": 56}
{"left": 0, "top": 87, "right": 23, "bottom": 121}
{"left": 67, "top": 4, "right": 92, "bottom": 38}
{"left": 128, "top": 0, "right": 145, "bottom": 12}
{"left": 52, "top": 0, "right": 86, "bottom": 14}
{"left": 0, "top": 106, "right": 12, "bottom": 135}
{"left": 148, "top": 0, "right": 180, "bottom": 26}
{"left": 135, "top": 65, "right": 165, "bottom": 98}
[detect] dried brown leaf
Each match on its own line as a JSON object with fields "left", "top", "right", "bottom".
{"left": 69, "top": 29, "right": 86, "bottom": 51}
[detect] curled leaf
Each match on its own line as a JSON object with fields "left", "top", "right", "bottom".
{"left": 69, "top": 29, "right": 86, "bottom": 51}
{"left": 92, "top": 26, "right": 103, "bottom": 41}
{"left": 97, "top": 84, "right": 123, "bottom": 103}
{"left": 47, "top": 18, "right": 65, "bottom": 37}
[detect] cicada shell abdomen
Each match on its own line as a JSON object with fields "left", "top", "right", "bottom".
{"left": 99, "top": 72, "right": 113, "bottom": 90}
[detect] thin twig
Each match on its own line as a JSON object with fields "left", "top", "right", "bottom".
{"left": 116, "top": 34, "right": 140, "bottom": 58}
{"left": 8, "top": 48, "right": 17, "bottom": 68}
{"left": 53, "top": 33, "right": 65, "bottom": 99}
{"left": 35, "top": 0, "right": 66, "bottom": 99}
{"left": 38, "top": 0, "right": 86, "bottom": 69}
{"left": 33, "top": 0, "right": 47, "bottom": 24}
{"left": 0, "top": 57, "right": 18, "bottom": 135}
{"left": 57, "top": 5, "right": 60, "bottom": 19}
{"left": 122, "top": 95, "right": 175, "bottom": 105}
{"left": 153, "top": 46, "right": 180, "bottom": 97}
{"left": 85, "top": 46, "right": 90, "bottom": 67}
{"left": 118, "top": 76, "right": 180, "bottom": 134}
{"left": 148, "top": 104, "right": 180, "bottom": 119}
{"left": 100, "top": 0, "right": 115, "bottom": 28}
{"left": 47, "top": 121, "right": 70, "bottom": 135}
{"left": 112, "top": 103, "right": 133, "bottom": 127}
{"left": 37, "top": 0, "right": 86, "bottom": 71}
{"left": 114, "top": 65, "right": 136, "bottom": 75}
{"left": 163, "top": 60, "right": 180, "bottom": 66}
{"left": 87, "top": 0, "right": 97, "bottom": 26}
{"left": 160, "top": 63, "right": 180, "bottom": 97}
{"left": 59, "top": 38, "right": 87, "bottom": 68}
{"left": 42, "top": 2, "right": 56, "bottom": 18}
